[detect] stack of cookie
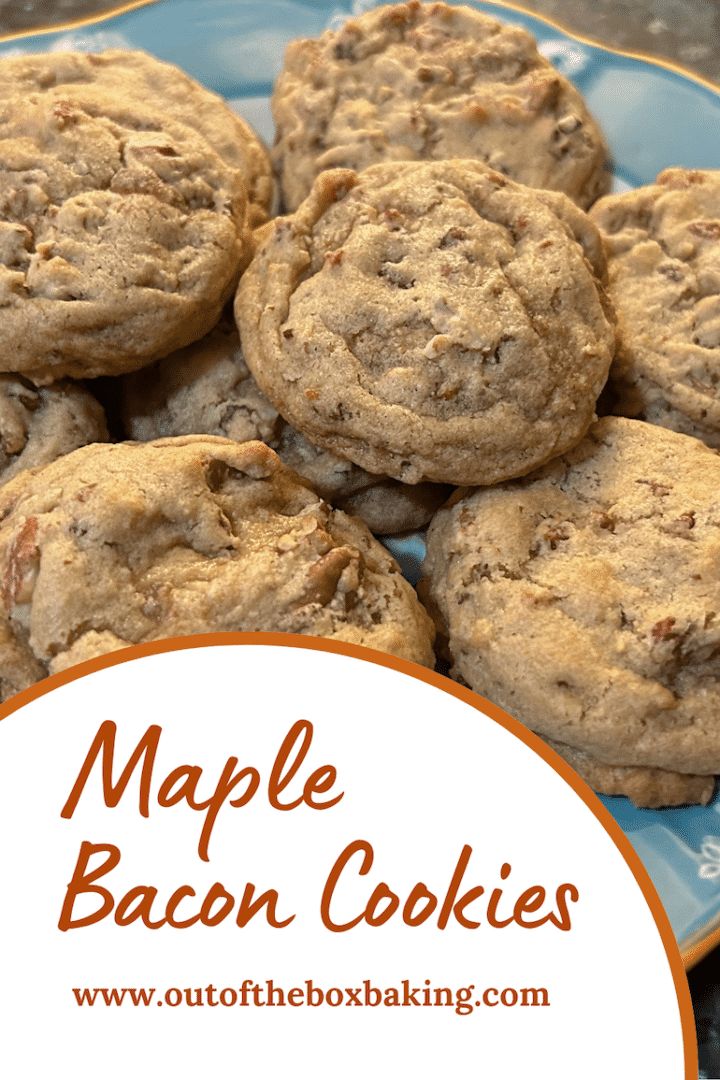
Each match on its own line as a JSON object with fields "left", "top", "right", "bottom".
{"left": 0, "top": 2, "right": 716, "bottom": 809}
{"left": 0, "top": 44, "right": 436, "bottom": 693}
{"left": 420, "top": 164, "right": 720, "bottom": 808}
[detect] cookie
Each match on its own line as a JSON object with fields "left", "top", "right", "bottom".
{"left": 0, "top": 376, "right": 107, "bottom": 485}
{"left": 421, "top": 416, "right": 720, "bottom": 776}
{"left": 236, "top": 161, "right": 615, "bottom": 486}
{"left": 0, "top": 88, "right": 250, "bottom": 382}
{"left": 272, "top": 0, "right": 609, "bottom": 211}
{"left": 0, "top": 49, "right": 273, "bottom": 227}
{"left": 591, "top": 168, "right": 720, "bottom": 446}
{"left": 544, "top": 737, "right": 715, "bottom": 809}
{"left": 0, "top": 436, "right": 435, "bottom": 699}
{"left": 121, "top": 319, "right": 451, "bottom": 534}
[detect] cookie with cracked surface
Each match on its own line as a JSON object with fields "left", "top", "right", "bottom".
{"left": 421, "top": 416, "right": 720, "bottom": 776}
{"left": 0, "top": 376, "right": 107, "bottom": 485}
{"left": 543, "top": 737, "right": 715, "bottom": 809}
{"left": 121, "top": 319, "right": 451, "bottom": 534}
{"left": 0, "top": 89, "right": 250, "bottom": 382}
{"left": 272, "top": 0, "right": 610, "bottom": 211}
{"left": 591, "top": 168, "right": 720, "bottom": 447}
{"left": 0, "top": 436, "right": 435, "bottom": 700}
{"left": 236, "top": 161, "right": 615, "bottom": 486}
{"left": 0, "top": 49, "right": 272, "bottom": 227}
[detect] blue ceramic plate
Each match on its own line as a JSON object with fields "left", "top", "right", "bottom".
{"left": 2, "top": 0, "right": 720, "bottom": 964}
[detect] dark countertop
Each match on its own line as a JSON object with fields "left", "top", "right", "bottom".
{"left": 0, "top": 0, "right": 718, "bottom": 1074}
{"left": 694, "top": 948, "right": 720, "bottom": 1079}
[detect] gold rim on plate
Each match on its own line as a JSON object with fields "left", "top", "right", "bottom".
{"left": 0, "top": 0, "right": 158, "bottom": 44}
{"left": 0, "top": 0, "right": 717, "bottom": 95}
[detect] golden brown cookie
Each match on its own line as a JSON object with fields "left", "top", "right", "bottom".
{"left": 0, "top": 375, "right": 107, "bottom": 484}
{"left": 421, "top": 417, "right": 720, "bottom": 777}
{"left": 121, "top": 319, "right": 450, "bottom": 534}
{"left": 0, "top": 436, "right": 435, "bottom": 699}
{"left": 272, "top": 0, "right": 609, "bottom": 211}
{"left": 591, "top": 168, "right": 720, "bottom": 446}
{"left": 0, "top": 88, "right": 250, "bottom": 381}
{"left": 236, "top": 160, "right": 615, "bottom": 486}
{"left": 544, "top": 737, "right": 715, "bottom": 809}
{"left": 0, "top": 49, "right": 273, "bottom": 227}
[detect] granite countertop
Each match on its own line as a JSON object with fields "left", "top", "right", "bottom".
{"left": 0, "top": 0, "right": 718, "bottom": 1075}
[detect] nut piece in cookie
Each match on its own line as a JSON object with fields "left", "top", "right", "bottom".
{"left": 0, "top": 375, "right": 107, "bottom": 485}
{"left": 272, "top": 0, "right": 610, "bottom": 210}
{"left": 421, "top": 416, "right": 720, "bottom": 779}
{"left": 591, "top": 167, "right": 720, "bottom": 447}
{"left": 0, "top": 437, "right": 435, "bottom": 700}
{"left": 236, "top": 160, "right": 615, "bottom": 486}
{"left": 121, "top": 319, "right": 451, "bottom": 534}
{"left": 0, "top": 89, "right": 251, "bottom": 381}
{"left": 0, "top": 49, "right": 273, "bottom": 227}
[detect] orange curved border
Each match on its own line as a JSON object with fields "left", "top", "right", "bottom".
{"left": 0, "top": 631, "right": 698, "bottom": 1077}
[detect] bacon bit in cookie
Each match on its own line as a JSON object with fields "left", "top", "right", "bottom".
{"left": 305, "top": 388, "right": 320, "bottom": 401}
{"left": 74, "top": 484, "right": 97, "bottom": 504}
{"left": 662, "top": 512, "right": 697, "bottom": 537}
{"left": 543, "top": 523, "right": 571, "bottom": 549}
{"left": 282, "top": 328, "right": 294, "bottom": 340}
{"left": 439, "top": 227, "right": 467, "bottom": 248}
{"left": 3, "top": 516, "right": 39, "bottom": 608}
{"left": 651, "top": 617, "right": 677, "bottom": 642}
{"left": 637, "top": 478, "right": 672, "bottom": 496}
{"left": 594, "top": 511, "right": 616, "bottom": 532}
{"left": 688, "top": 220, "right": 720, "bottom": 240}
{"left": 465, "top": 103, "right": 488, "bottom": 123}
{"left": 325, "top": 249, "right": 344, "bottom": 267}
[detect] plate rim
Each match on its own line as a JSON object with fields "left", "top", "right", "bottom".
{"left": 0, "top": 0, "right": 717, "bottom": 98}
